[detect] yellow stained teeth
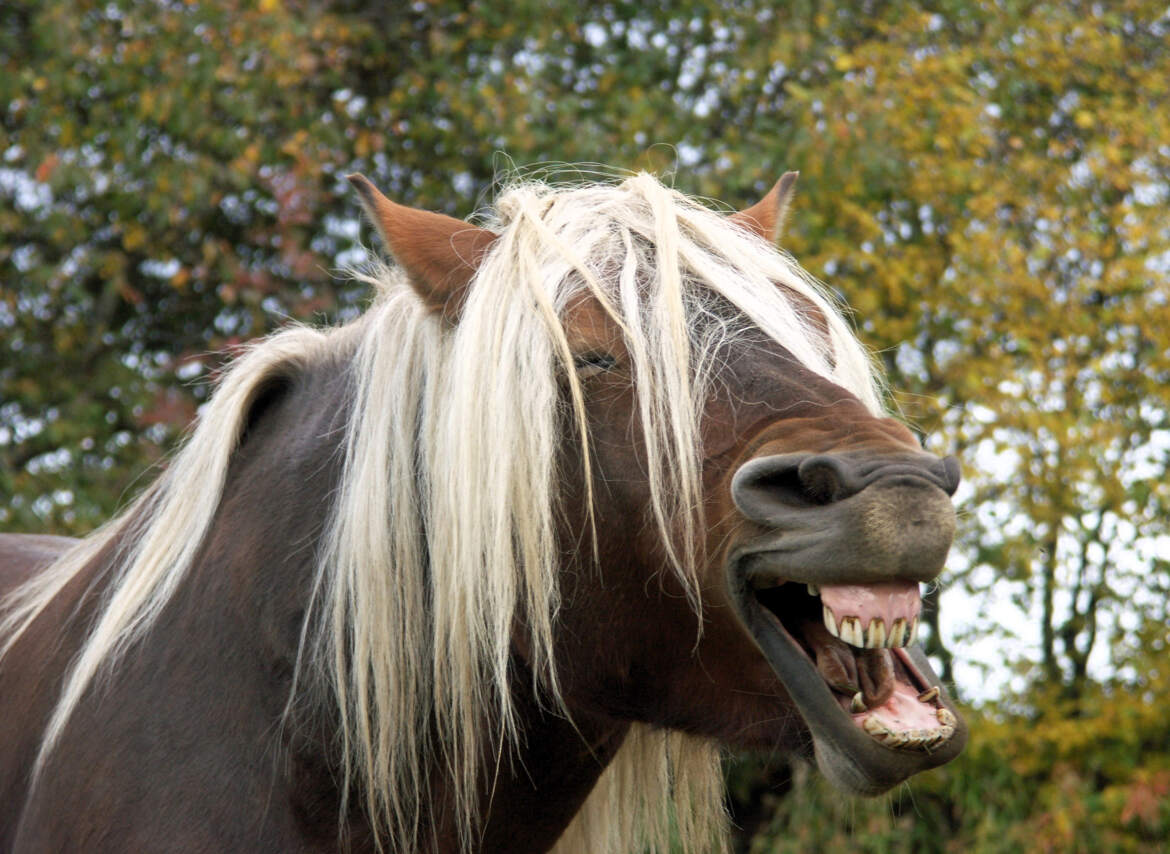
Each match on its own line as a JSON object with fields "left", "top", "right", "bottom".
{"left": 861, "top": 712, "right": 958, "bottom": 750}
{"left": 861, "top": 701, "right": 959, "bottom": 748}
{"left": 820, "top": 609, "right": 925, "bottom": 650}
{"left": 917, "top": 686, "right": 940, "bottom": 703}
{"left": 817, "top": 611, "right": 919, "bottom": 649}
{"left": 807, "top": 583, "right": 820, "bottom": 596}
{"left": 839, "top": 617, "right": 864, "bottom": 647}
{"left": 850, "top": 692, "right": 866, "bottom": 713}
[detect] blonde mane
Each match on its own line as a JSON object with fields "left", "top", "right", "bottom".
{"left": 1, "top": 173, "right": 882, "bottom": 853}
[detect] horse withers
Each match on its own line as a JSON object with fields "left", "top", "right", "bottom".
{"left": 0, "top": 170, "right": 965, "bottom": 852}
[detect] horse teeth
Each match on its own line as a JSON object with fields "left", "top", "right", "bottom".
{"left": 807, "top": 583, "right": 820, "bottom": 597}
{"left": 839, "top": 617, "right": 863, "bottom": 647}
{"left": 917, "top": 686, "right": 940, "bottom": 703}
{"left": 859, "top": 720, "right": 957, "bottom": 750}
{"left": 823, "top": 605, "right": 838, "bottom": 638}
{"left": 867, "top": 618, "right": 886, "bottom": 649}
{"left": 850, "top": 692, "right": 866, "bottom": 713}
{"left": 883, "top": 731, "right": 908, "bottom": 748}
{"left": 908, "top": 616, "right": 919, "bottom": 644}
{"left": 889, "top": 617, "right": 908, "bottom": 647}
{"left": 937, "top": 708, "right": 957, "bottom": 727}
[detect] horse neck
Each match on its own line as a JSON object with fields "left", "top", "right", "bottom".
{"left": 184, "top": 359, "right": 363, "bottom": 839}
{"left": 210, "top": 358, "right": 628, "bottom": 852}
{"left": 439, "top": 658, "right": 629, "bottom": 854}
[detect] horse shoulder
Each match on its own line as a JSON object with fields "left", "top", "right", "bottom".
{"left": 7, "top": 365, "right": 370, "bottom": 852}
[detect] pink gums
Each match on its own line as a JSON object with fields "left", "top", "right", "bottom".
{"left": 853, "top": 681, "right": 943, "bottom": 731}
{"left": 820, "top": 580, "right": 921, "bottom": 626}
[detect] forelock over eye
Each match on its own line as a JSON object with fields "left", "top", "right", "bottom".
{"left": 573, "top": 351, "right": 618, "bottom": 378}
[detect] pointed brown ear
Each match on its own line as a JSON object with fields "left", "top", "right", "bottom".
{"left": 348, "top": 173, "right": 498, "bottom": 320}
{"left": 730, "top": 171, "right": 799, "bottom": 244}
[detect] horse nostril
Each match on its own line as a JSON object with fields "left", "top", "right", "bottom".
{"left": 795, "top": 455, "right": 856, "bottom": 504}
{"left": 731, "top": 453, "right": 863, "bottom": 524}
{"left": 731, "top": 452, "right": 960, "bottom": 525}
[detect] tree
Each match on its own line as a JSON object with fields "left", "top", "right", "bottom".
{"left": 766, "top": 0, "right": 1170, "bottom": 702}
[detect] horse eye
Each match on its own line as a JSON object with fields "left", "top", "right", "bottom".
{"left": 573, "top": 352, "right": 618, "bottom": 377}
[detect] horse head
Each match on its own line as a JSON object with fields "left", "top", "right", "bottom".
{"left": 349, "top": 169, "right": 966, "bottom": 841}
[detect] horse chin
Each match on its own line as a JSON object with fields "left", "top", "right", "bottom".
{"left": 725, "top": 563, "right": 968, "bottom": 794}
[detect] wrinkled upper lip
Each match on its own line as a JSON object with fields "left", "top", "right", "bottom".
{"left": 724, "top": 548, "right": 968, "bottom": 793}
{"left": 727, "top": 480, "right": 957, "bottom": 587}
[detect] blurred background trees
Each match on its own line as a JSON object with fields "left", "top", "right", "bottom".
{"left": 3, "top": 0, "right": 1169, "bottom": 849}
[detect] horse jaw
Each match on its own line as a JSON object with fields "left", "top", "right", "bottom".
{"left": 724, "top": 458, "right": 968, "bottom": 793}
{"left": 725, "top": 565, "right": 967, "bottom": 793}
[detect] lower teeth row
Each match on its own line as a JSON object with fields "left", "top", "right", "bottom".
{"left": 861, "top": 708, "right": 957, "bottom": 748}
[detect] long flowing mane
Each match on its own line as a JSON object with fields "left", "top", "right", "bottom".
{"left": 1, "top": 173, "right": 883, "bottom": 852}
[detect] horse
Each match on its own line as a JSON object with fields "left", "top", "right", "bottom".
{"left": 0, "top": 169, "right": 967, "bottom": 853}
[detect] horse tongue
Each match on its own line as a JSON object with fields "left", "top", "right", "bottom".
{"left": 802, "top": 619, "right": 859, "bottom": 694}
{"left": 800, "top": 619, "right": 895, "bottom": 709}
{"left": 819, "top": 581, "right": 921, "bottom": 630}
{"left": 858, "top": 648, "right": 895, "bottom": 707}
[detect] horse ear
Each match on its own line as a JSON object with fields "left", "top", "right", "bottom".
{"left": 730, "top": 171, "right": 799, "bottom": 244}
{"left": 347, "top": 173, "right": 498, "bottom": 320}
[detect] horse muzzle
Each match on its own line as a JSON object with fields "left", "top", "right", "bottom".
{"left": 724, "top": 451, "right": 968, "bottom": 793}
{"left": 731, "top": 451, "right": 958, "bottom": 584}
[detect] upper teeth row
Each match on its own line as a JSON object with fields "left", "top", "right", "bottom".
{"left": 823, "top": 606, "right": 918, "bottom": 649}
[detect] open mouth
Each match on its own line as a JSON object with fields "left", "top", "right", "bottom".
{"left": 727, "top": 563, "right": 967, "bottom": 793}
{"left": 752, "top": 579, "right": 955, "bottom": 750}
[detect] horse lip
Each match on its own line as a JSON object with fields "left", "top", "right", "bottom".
{"left": 727, "top": 480, "right": 956, "bottom": 586}
{"left": 724, "top": 556, "right": 968, "bottom": 792}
